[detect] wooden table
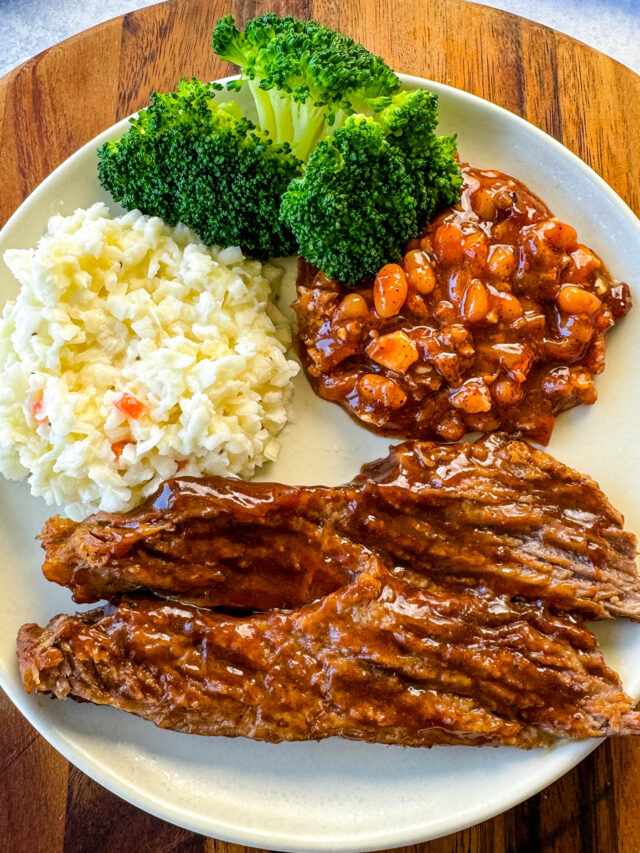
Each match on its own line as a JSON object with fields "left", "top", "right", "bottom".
{"left": 1, "top": 0, "right": 640, "bottom": 850}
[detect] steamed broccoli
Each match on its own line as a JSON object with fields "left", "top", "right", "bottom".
{"left": 212, "top": 13, "right": 401, "bottom": 160}
{"left": 280, "top": 89, "right": 462, "bottom": 283}
{"left": 377, "top": 88, "right": 462, "bottom": 221}
{"left": 212, "top": 15, "right": 461, "bottom": 280}
{"left": 281, "top": 116, "right": 419, "bottom": 284}
{"left": 97, "top": 16, "right": 462, "bottom": 282}
{"left": 97, "top": 78, "right": 302, "bottom": 258}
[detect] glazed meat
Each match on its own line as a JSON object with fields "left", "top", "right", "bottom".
{"left": 40, "top": 435, "right": 640, "bottom": 620}
{"left": 294, "top": 165, "right": 632, "bottom": 444}
{"left": 17, "top": 557, "right": 640, "bottom": 747}
{"left": 39, "top": 480, "right": 358, "bottom": 611}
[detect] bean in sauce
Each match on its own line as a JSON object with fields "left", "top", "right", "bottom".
{"left": 293, "top": 164, "right": 632, "bottom": 443}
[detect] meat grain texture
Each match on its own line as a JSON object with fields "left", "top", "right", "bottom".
{"left": 40, "top": 434, "right": 640, "bottom": 619}
{"left": 19, "top": 435, "right": 640, "bottom": 747}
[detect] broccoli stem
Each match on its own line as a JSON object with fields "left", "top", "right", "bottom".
{"left": 290, "top": 100, "right": 334, "bottom": 160}
{"left": 269, "top": 89, "right": 295, "bottom": 148}
{"left": 246, "top": 79, "right": 346, "bottom": 161}
{"left": 247, "top": 80, "right": 278, "bottom": 139}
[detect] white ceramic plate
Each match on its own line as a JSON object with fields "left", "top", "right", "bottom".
{"left": 1, "top": 73, "right": 639, "bottom": 852}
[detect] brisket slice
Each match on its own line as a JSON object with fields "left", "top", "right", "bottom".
{"left": 345, "top": 434, "right": 640, "bottom": 619}
{"left": 39, "top": 435, "right": 639, "bottom": 619}
{"left": 17, "top": 558, "right": 640, "bottom": 747}
{"left": 38, "top": 485, "right": 360, "bottom": 611}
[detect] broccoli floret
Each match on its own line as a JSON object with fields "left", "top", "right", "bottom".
{"left": 375, "top": 88, "right": 462, "bottom": 222}
{"left": 97, "top": 78, "right": 302, "bottom": 258}
{"left": 98, "top": 19, "right": 462, "bottom": 278}
{"left": 428, "top": 133, "right": 464, "bottom": 209}
{"left": 280, "top": 116, "right": 420, "bottom": 284}
{"left": 213, "top": 14, "right": 401, "bottom": 160}
{"left": 280, "top": 90, "right": 462, "bottom": 284}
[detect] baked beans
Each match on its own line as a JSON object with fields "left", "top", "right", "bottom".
{"left": 293, "top": 164, "right": 632, "bottom": 443}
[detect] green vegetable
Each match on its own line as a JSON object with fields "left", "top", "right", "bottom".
{"left": 98, "top": 15, "right": 463, "bottom": 282}
{"left": 280, "top": 90, "right": 462, "bottom": 282}
{"left": 280, "top": 116, "right": 418, "bottom": 285}
{"left": 97, "top": 78, "right": 302, "bottom": 258}
{"left": 212, "top": 13, "right": 400, "bottom": 160}
{"left": 377, "top": 89, "right": 462, "bottom": 221}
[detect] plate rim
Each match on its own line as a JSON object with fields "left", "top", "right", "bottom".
{"left": 0, "top": 70, "right": 637, "bottom": 851}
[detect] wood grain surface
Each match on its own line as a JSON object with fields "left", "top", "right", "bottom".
{"left": 1, "top": 0, "right": 640, "bottom": 851}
